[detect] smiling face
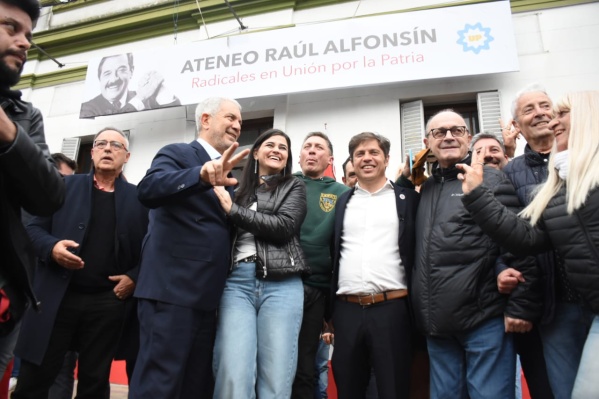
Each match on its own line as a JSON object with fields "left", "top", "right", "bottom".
{"left": 343, "top": 161, "right": 357, "bottom": 188}
{"left": 424, "top": 111, "right": 471, "bottom": 168}
{"left": 472, "top": 137, "right": 508, "bottom": 170}
{"left": 254, "top": 134, "right": 289, "bottom": 175}
{"left": 352, "top": 138, "right": 389, "bottom": 186}
{"left": 549, "top": 107, "right": 570, "bottom": 153}
{"left": 91, "top": 130, "right": 130, "bottom": 175}
{"left": 0, "top": 2, "right": 32, "bottom": 87}
{"left": 299, "top": 135, "right": 333, "bottom": 178}
{"left": 514, "top": 91, "right": 554, "bottom": 148}
{"left": 200, "top": 100, "right": 242, "bottom": 154}
{"left": 98, "top": 54, "right": 132, "bottom": 103}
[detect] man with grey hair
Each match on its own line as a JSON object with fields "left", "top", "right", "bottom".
{"left": 14, "top": 127, "right": 148, "bottom": 398}
{"left": 130, "top": 97, "right": 249, "bottom": 399}
{"left": 499, "top": 84, "right": 591, "bottom": 399}
{"left": 472, "top": 130, "right": 553, "bottom": 398}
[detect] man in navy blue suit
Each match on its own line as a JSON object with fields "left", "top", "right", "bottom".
{"left": 130, "top": 97, "right": 249, "bottom": 399}
{"left": 14, "top": 127, "right": 148, "bottom": 399}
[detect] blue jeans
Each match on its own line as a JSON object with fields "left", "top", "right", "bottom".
{"left": 213, "top": 262, "right": 304, "bottom": 399}
{"left": 572, "top": 314, "right": 599, "bottom": 399}
{"left": 314, "top": 339, "right": 329, "bottom": 399}
{"left": 427, "top": 316, "right": 515, "bottom": 399}
{"left": 538, "top": 302, "right": 593, "bottom": 399}
{"left": 514, "top": 356, "right": 522, "bottom": 399}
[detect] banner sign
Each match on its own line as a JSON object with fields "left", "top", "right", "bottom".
{"left": 79, "top": 1, "right": 518, "bottom": 118}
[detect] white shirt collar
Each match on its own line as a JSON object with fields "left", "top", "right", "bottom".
{"left": 354, "top": 179, "right": 393, "bottom": 195}
{"left": 196, "top": 138, "right": 222, "bottom": 160}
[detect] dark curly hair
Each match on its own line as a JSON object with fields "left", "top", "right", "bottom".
{"left": 1, "top": 0, "right": 40, "bottom": 24}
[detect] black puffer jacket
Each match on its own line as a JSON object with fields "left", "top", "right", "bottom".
{"left": 229, "top": 176, "right": 309, "bottom": 279}
{"left": 503, "top": 145, "right": 549, "bottom": 204}
{"left": 412, "top": 154, "right": 525, "bottom": 335}
{"left": 463, "top": 184, "right": 599, "bottom": 314}
{"left": 502, "top": 145, "right": 558, "bottom": 323}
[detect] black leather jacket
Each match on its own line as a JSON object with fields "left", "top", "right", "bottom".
{"left": 229, "top": 177, "right": 309, "bottom": 279}
{"left": 0, "top": 89, "right": 65, "bottom": 334}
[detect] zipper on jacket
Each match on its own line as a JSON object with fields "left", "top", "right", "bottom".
{"left": 262, "top": 246, "right": 268, "bottom": 278}
{"left": 288, "top": 243, "right": 295, "bottom": 267}
{"left": 425, "top": 174, "right": 445, "bottom": 334}
{"left": 576, "top": 211, "right": 599, "bottom": 267}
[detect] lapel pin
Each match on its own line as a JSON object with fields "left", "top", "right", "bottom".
{"left": 399, "top": 194, "right": 406, "bottom": 200}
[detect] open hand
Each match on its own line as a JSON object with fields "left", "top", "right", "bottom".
{"left": 136, "top": 71, "right": 164, "bottom": 100}
{"left": 213, "top": 186, "right": 233, "bottom": 214}
{"left": 51, "top": 240, "right": 84, "bottom": 269}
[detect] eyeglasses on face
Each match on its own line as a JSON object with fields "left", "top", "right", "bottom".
{"left": 93, "top": 140, "right": 127, "bottom": 151}
{"left": 428, "top": 126, "right": 468, "bottom": 140}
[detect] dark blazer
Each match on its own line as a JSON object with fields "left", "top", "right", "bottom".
{"left": 16, "top": 172, "right": 148, "bottom": 365}
{"left": 79, "top": 90, "right": 181, "bottom": 119}
{"left": 0, "top": 91, "right": 64, "bottom": 335}
{"left": 330, "top": 181, "right": 419, "bottom": 314}
{"left": 135, "top": 140, "right": 234, "bottom": 311}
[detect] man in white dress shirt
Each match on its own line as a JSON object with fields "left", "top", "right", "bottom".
{"left": 330, "top": 132, "right": 419, "bottom": 399}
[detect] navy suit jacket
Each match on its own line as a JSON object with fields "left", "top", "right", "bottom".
{"left": 330, "top": 181, "right": 419, "bottom": 315}
{"left": 135, "top": 140, "right": 234, "bottom": 311}
{"left": 16, "top": 172, "right": 149, "bottom": 364}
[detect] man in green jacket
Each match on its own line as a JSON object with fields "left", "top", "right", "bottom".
{"left": 292, "top": 132, "right": 349, "bottom": 399}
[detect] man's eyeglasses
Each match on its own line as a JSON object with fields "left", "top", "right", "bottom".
{"left": 428, "top": 126, "right": 468, "bottom": 140}
{"left": 93, "top": 140, "right": 128, "bottom": 152}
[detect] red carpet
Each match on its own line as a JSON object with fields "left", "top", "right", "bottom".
{"left": 109, "top": 361, "right": 128, "bottom": 385}
{"left": 108, "top": 360, "right": 530, "bottom": 399}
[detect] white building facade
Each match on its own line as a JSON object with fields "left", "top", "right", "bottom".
{"left": 19, "top": 0, "right": 599, "bottom": 183}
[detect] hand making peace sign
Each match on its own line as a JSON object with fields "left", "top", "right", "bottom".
{"left": 456, "top": 148, "right": 485, "bottom": 195}
{"left": 200, "top": 142, "right": 250, "bottom": 186}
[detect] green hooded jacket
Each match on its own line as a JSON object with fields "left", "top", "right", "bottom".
{"left": 293, "top": 172, "right": 349, "bottom": 288}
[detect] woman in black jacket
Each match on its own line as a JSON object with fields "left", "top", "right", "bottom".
{"left": 458, "top": 91, "right": 599, "bottom": 399}
{"left": 212, "top": 129, "right": 308, "bottom": 399}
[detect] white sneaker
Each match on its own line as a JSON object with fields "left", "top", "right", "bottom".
{"left": 8, "top": 377, "right": 17, "bottom": 391}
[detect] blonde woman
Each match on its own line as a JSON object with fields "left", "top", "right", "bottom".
{"left": 458, "top": 91, "right": 599, "bottom": 399}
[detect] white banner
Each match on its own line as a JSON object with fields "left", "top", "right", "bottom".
{"left": 80, "top": 1, "right": 518, "bottom": 118}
